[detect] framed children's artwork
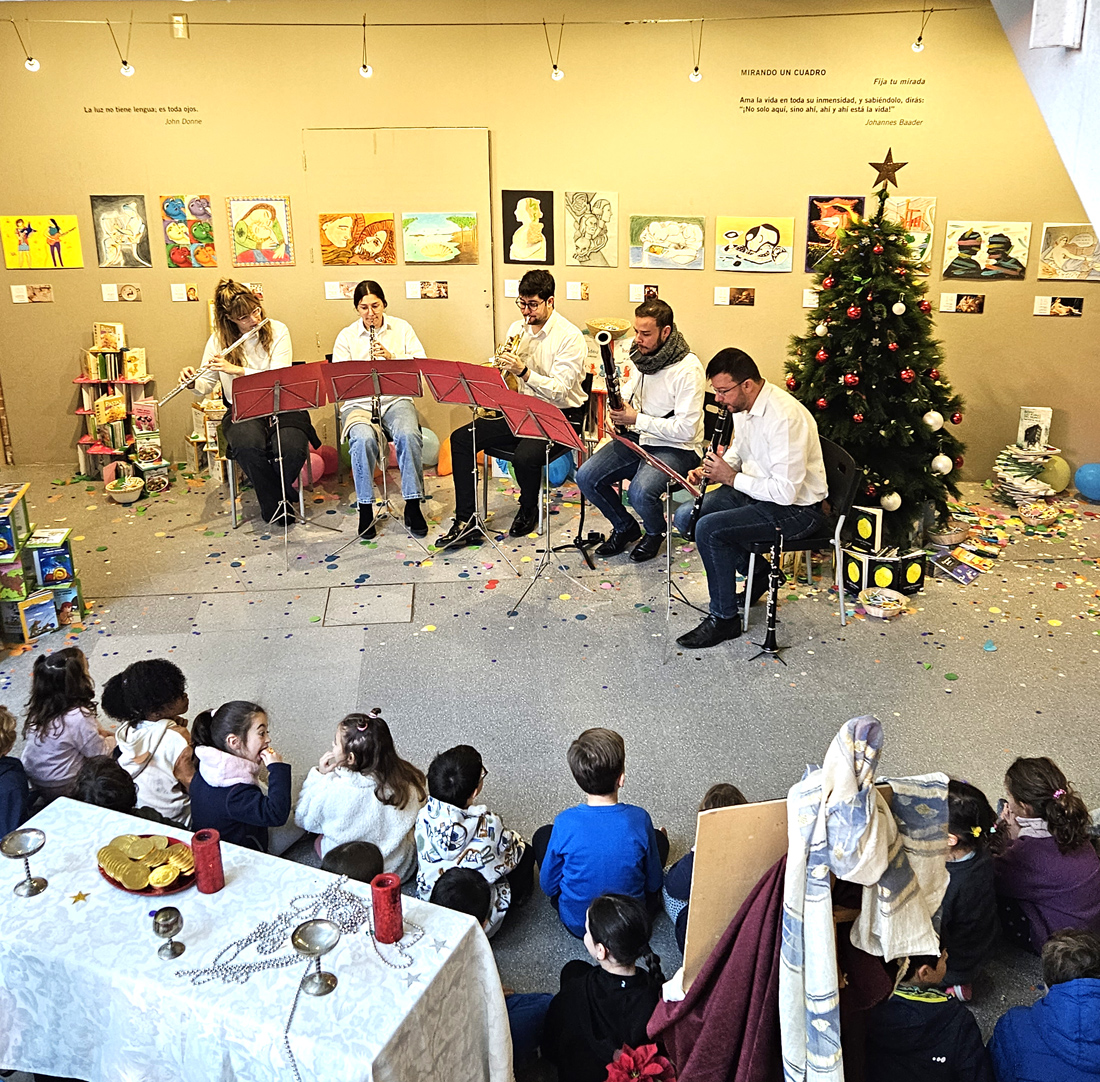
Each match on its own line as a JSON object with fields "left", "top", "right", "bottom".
{"left": 1037, "top": 223, "right": 1100, "bottom": 281}
{"left": 942, "top": 221, "right": 1031, "bottom": 280}
{"left": 401, "top": 212, "right": 478, "bottom": 265}
{"left": 564, "top": 191, "right": 617, "bottom": 267}
{"left": 805, "top": 196, "right": 864, "bottom": 273}
{"left": 628, "top": 215, "right": 705, "bottom": 270}
{"left": 227, "top": 197, "right": 294, "bottom": 267}
{"left": 161, "top": 195, "right": 217, "bottom": 269}
{"left": 715, "top": 216, "right": 793, "bottom": 273}
{"left": 90, "top": 195, "right": 153, "bottom": 270}
{"left": 502, "top": 190, "right": 554, "bottom": 265}
{"left": 1, "top": 215, "right": 84, "bottom": 269}
{"left": 319, "top": 212, "right": 397, "bottom": 266}
{"left": 883, "top": 196, "right": 936, "bottom": 275}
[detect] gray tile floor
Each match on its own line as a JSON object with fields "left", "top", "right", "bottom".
{"left": 3, "top": 460, "right": 1097, "bottom": 1079}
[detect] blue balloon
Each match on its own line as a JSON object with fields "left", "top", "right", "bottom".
{"left": 1075, "top": 462, "right": 1100, "bottom": 502}
{"left": 547, "top": 451, "right": 573, "bottom": 487}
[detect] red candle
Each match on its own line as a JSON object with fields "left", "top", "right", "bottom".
{"left": 192, "top": 829, "right": 225, "bottom": 894}
{"left": 371, "top": 872, "right": 403, "bottom": 943}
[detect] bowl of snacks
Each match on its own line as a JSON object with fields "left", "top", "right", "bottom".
{"left": 925, "top": 520, "right": 970, "bottom": 547}
{"left": 105, "top": 477, "right": 144, "bottom": 505}
{"left": 97, "top": 834, "right": 196, "bottom": 895}
{"left": 858, "top": 587, "right": 908, "bottom": 619}
{"left": 585, "top": 317, "right": 632, "bottom": 340}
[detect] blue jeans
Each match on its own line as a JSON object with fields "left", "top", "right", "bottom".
{"left": 506, "top": 992, "right": 554, "bottom": 1069}
{"left": 577, "top": 440, "right": 700, "bottom": 535}
{"left": 345, "top": 399, "right": 424, "bottom": 504}
{"left": 673, "top": 485, "right": 826, "bottom": 619}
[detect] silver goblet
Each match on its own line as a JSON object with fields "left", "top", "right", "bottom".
{"left": 291, "top": 918, "right": 340, "bottom": 996}
{"left": 1, "top": 827, "right": 47, "bottom": 897}
{"left": 152, "top": 906, "right": 186, "bottom": 959}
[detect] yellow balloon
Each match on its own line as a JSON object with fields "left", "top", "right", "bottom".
{"left": 1038, "top": 455, "right": 1071, "bottom": 493}
{"left": 437, "top": 438, "right": 453, "bottom": 476}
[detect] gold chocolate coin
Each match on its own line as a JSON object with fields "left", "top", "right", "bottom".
{"left": 150, "top": 835, "right": 169, "bottom": 850}
{"left": 128, "top": 837, "right": 154, "bottom": 860}
{"left": 110, "top": 835, "right": 137, "bottom": 856}
{"left": 148, "top": 865, "right": 179, "bottom": 888}
{"left": 121, "top": 864, "right": 150, "bottom": 891}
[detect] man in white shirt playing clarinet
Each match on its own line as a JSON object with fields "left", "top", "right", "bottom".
{"left": 577, "top": 299, "right": 705, "bottom": 562}
{"left": 673, "top": 348, "right": 828, "bottom": 649}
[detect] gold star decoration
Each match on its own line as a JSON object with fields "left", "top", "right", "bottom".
{"left": 70, "top": 891, "right": 88, "bottom": 904}
{"left": 869, "top": 148, "right": 908, "bottom": 188}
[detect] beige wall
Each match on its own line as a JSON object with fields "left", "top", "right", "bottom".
{"left": 1, "top": 0, "right": 1095, "bottom": 478}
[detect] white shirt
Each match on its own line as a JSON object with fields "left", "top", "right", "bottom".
{"left": 504, "top": 309, "right": 587, "bottom": 409}
{"left": 331, "top": 314, "right": 427, "bottom": 417}
{"left": 723, "top": 380, "right": 828, "bottom": 506}
{"left": 195, "top": 319, "right": 292, "bottom": 405}
{"left": 622, "top": 353, "right": 706, "bottom": 452}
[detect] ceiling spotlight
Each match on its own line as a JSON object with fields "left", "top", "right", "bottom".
{"left": 25, "top": 56, "right": 40, "bottom": 72}
{"left": 689, "top": 66, "right": 702, "bottom": 82}
{"left": 551, "top": 64, "right": 564, "bottom": 81}
{"left": 911, "top": 37, "right": 925, "bottom": 52}
{"left": 359, "top": 63, "right": 373, "bottom": 78}
{"left": 120, "top": 61, "right": 135, "bottom": 76}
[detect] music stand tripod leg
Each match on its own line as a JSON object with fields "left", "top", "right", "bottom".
{"left": 459, "top": 415, "right": 520, "bottom": 576}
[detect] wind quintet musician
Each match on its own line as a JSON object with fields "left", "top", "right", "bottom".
{"left": 177, "top": 279, "right": 310, "bottom": 526}
{"left": 331, "top": 280, "right": 429, "bottom": 539}
{"left": 576, "top": 299, "right": 705, "bottom": 563}
{"left": 437, "top": 269, "right": 588, "bottom": 548}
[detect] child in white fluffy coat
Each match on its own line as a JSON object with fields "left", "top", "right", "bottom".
{"left": 295, "top": 710, "right": 426, "bottom": 882}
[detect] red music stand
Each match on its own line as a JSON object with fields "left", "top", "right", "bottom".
{"left": 229, "top": 363, "right": 339, "bottom": 561}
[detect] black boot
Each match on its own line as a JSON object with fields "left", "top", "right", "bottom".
{"left": 676, "top": 613, "right": 742, "bottom": 649}
{"left": 358, "top": 503, "right": 376, "bottom": 540}
{"left": 403, "top": 498, "right": 428, "bottom": 537}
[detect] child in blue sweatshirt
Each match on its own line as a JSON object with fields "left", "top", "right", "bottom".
{"left": 0, "top": 706, "right": 30, "bottom": 836}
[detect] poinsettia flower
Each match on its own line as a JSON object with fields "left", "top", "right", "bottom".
{"left": 605, "top": 1042, "right": 677, "bottom": 1081}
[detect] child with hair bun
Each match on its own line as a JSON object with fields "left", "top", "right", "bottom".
{"left": 294, "top": 711, "right": 426, "bottom": 880}
{"left": 188, "top": 701, "right": 290, "bottom": 853}
{"left": 542, "top": 893, "right": 667, "bottom": 1082}
{"left": 102, "top": 659, "right": 193, "bottom": 826}
{"left": 20, "top": 647, "right": 114, "bottom": 800}
{"left": 993, "top": 756, "right": 1100, "bottom": 952}
{"left": 938, "top": 779, "right": 998, "bottom": 999}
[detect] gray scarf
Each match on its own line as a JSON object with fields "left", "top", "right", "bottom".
{"left": 630, "top": 324, "right": 692, "bottom": 375}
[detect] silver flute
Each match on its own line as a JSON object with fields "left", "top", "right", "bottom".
{"left": 158, "top": 318, "right": 271, "bottom": 407}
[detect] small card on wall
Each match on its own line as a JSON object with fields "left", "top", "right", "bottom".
{"left": 10, "top": 286, "right": 29, "bottom": 304}
{"left": 565, "top": 281, "right": 589, "bottom": 301}
{"left": 503, "top": 279, "right": 520, "bottom": 298}
{"left": 1034, "top": 295, "right": 1083, "bottom": 316}
{"left": 244, "top": 283, "right": 263, "bottom": 300}
{"left": 629, "top": 283, "right": 645, "bottom": 302}
{"left": 802, "top": 288, "right": 820, "bottom": 308}
{"left": 170, "top": 283, "right": 188, "bottom": 302}
{"left": 940, "top": 292, "right": 985, "bottom": 314}
{"left": 405, "top": 280, "right": 420, "bottom": 299}
{"left": 324, "top": 281, "right": 357, "bottom": 300}
{"left": 102, "top": 283, "right": 120, "bottom": 302}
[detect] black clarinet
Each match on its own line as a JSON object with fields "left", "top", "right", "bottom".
{"left": 682, "top": 405, "right": 732, "bottom": 540}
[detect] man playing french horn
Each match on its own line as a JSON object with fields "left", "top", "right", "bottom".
{"left": 438, "top": 269, "right": 587, "bottom": 547}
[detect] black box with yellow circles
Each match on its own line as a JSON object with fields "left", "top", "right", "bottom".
{"left": 841, "top": 547, "right": 926, "bottom": 595}
{"left": 845, "top": 505, "right": 884, "bottom": 553}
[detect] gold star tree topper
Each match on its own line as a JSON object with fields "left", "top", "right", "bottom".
{"left": 869, "top": 148, "right": 908, "bottom": 188}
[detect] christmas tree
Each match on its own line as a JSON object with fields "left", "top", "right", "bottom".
{"left": 784, "top": 176, "right": 965, "bottom": 546}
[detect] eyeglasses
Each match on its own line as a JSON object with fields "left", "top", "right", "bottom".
{"left": 515, "top": 299, "right": 543, "bottom": 311}
{"left": 480, "top": 767, "right": 489, "bottom": 781}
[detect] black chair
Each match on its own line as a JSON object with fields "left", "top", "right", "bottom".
{"left": 742, "top": 437, "right": 861, "bottom": 629}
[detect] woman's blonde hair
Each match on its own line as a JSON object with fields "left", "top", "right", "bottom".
{"left": 213, "top": 279, "right": 273, "bottom": 362}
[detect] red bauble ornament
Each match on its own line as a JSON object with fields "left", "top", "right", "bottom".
{"left": 950, "top": 412, "right": 963, "bottom": 425}
{"left": 815, "top": 349, "right": 829, "bottom": 363}
{"left": 887, "top": 342, "right": 900, "bottom": 352}
{"left": 873, "top": 244, "right": 884, "bottom": 253}
{"left": 919, "top": 300, "right": 932, "bottom": 313}
{"left": 786, "top": 375, "right": 798, "bottom": 391}
{"left": 852, "top": 412, "right": 865, "bottom": 423}
{"left": 847, "top": 305, "right": 862, "bottom": 319}
{"left": 815, "top": 397, "right": 829, "bottom": 410}
{"left": 843, "top": 372, "right": 859, "bottom": 387}
{"left": 865, "top": 483, "right": 878, "bottom": 497}
{"left": 897, "top": 267, "right": 908, "bottom": 276}
{"left": 928, "top": 368, "right": 940, "bottom": 380}
{"left": 822, "top": 276, "right": 835, "bottom": 289}
{"left": 900, "top": 367, "right": 916, "bottom": 383}
{"left": 954, "top": 455, "right": 965, "bottom": 469}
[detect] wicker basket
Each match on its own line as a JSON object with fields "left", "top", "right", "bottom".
{"left": 858, "top": 587, "right": 908, "bottom": 619}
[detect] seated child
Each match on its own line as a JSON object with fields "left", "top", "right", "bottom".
{"left": 938, "top": 779, "right": 998, "bottom": 1000}
{"left": 415, "top": 744, "right": 531, "bottom": 936}
{"left": 431, "top": 866, "right": 493, "bottom": 928}
{"left": 188, "top": 701, "right": 290, "bottom": 853}
{"left": 864, "top": 949, "right": 993, "bottom": 1081}
{"left": 295, "top": 711, "right": 425, "bottom": 881}
{"left": 993, "top": 756, "right": 1100, "bottom": 952}
{"left": 989, "top": 928, "right": 1100, "bottom": 1082}
{"left": 0, "top": 706, "right": 30, "bottom": 836}
{"left": 72, "top": 755, "right": 180, "bottom": 827}
{"left": 542, "top": 894, "right": 666, "bottom": 1082}
{"left": 20, "top": 647, "right": 115, "bottom": 800}
{"left": 321, "top": 840, "right": 383, "bottom": 884}
{"left": 101, "top": 659, "right": 194, "bottom": 827}
{"left": 664, "top": 782, "right": 747, "bottom": 953}
{"left": 535, "top": 728, "right": 668, "bottom": 938}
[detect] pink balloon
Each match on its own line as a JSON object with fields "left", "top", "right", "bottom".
{"left": 297, "top": 452, "right": 325, "bottom": 490}
{"left": 317, "top": 444, "right": 339, "bottom": 476}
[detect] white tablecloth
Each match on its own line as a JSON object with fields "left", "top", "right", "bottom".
{"left": 0, "top": 799, "right": 513, "bottom": 1081}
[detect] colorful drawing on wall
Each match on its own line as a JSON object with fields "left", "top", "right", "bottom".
{"left": 628, "top": 215, "right": 705, "bottom": 270}
{"left": 319, "top": 212, "right": 397, "bottom": 266}
{"left": 715, "top": 216, "right": 793, "bottom": 273}
{"left": 90, "top": 195, "right": 152, "bottom": 269}
{"left": 805, "top": 196, "right": 864, "bottom": 272}
{"left": 502, "top": 190, "right": 554, "bottom": 265}
{"left": 1, "top": 215, "right": 83, "bottom": 269}
{"left": 227, "top": 197, "right": 294, "bottom": 267}
{"left": 401, "top": 212, "right": 478, "bottom": 264}
{"left": 883, "top": 195, "right": 936, "bottom": 275}
{"left": 564, "top": 191, "right": 617, "bottom": 267}
{"left": 942, "top": 221, "right": 1031, "bottom": 280}
{"left": 160, "top": 194, "right": 217, "bottom": 269}
{"left": 1037, "top": 223, "right": 1100, "bottom": 281}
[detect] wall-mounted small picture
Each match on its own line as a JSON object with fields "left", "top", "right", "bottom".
{"left": 1037, "top": 224, "right": 1100, "bottom": 281}
{"left": 90, "top": 195, "right": 153, "bottom": 269}
{"left": 883, "top": 196, "right": 937, "bottom": 276}
{"left": 940, "top": 292, "right": 985, "bottom": 314}
{"left": 1, "top": 215, "right": 83, "bottom": 269}
{"left": 805, "top": 196, "right": 864, "bottom": 272}
{"left": 319, "top": 212, "right": 396, "bottom": 266}
{"left": 27, "top": 284, "right": 54, "bottom": 303}
{"left": 644, "top": 284, "right": 659, "bottom": 300}
{"left": 715, "top": 216, "right": 793, "bottom": 273}
{"left": 161, "top": 194, "right": 217, "bottom": 269}
{"left": 118, "top": 284, "right": 142, "bottom": 302}
{"left": 565, "top": 190, "right": 617, "bottom": 267}
{"left": 420, "top": 281, "right": 449, "bottom": 299}
{"left": 244, "top": 282, "right": 263, "bottom": 300}
{"left": 942, "top": 221, "right": 1030, "bottom": 280}
{"left": 185, "top": 284, "right": 199, "bottom": 302}
{"left": 402, "top": 212, "right": 478, "bottom": 264}
{"left": 629, "top": 216, "right": 705, "bottom": 270}
{"left": 1034, "top": 295, "right": 1083, "bottom": 317}
{"left": 503, "top": 190, "right": 554, "bottom": 264}
{"left": 714, "top": 287, "right": 756, "bottom": 305}
{"left": 227, "top": 197, "right": 294, "bottom": 267}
